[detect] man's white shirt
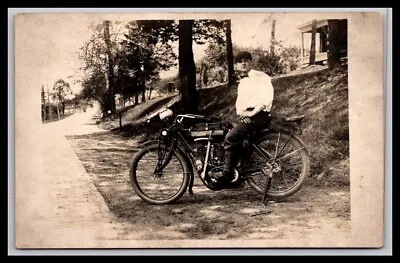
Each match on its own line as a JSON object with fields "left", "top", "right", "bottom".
{"left": 235, "top": 69, "right": 274, "bottom": 116}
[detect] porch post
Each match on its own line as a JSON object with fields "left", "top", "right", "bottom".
{"left": 301, "top": 33, "right": 304, "bottom": 63}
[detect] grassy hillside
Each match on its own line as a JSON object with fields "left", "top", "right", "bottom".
{"left": 272, "top": 67, "right": 349, "bottom": 187}
{"left": 103, "top": 65, "right": 350, "bottom": 187}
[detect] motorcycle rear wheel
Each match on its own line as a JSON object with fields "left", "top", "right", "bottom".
{"left": 244, "top": 130, "right": 310, "bottom": 199}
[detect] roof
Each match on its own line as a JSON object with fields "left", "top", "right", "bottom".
{"left": 297, "top": 19, "right": 329, "bottom": 33}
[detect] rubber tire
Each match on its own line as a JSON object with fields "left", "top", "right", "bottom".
{"left": 245, "top": 131, "right": 310, "bottom": 199}
{"left": 129, "top": 143, "right": 191, "bottom": 205}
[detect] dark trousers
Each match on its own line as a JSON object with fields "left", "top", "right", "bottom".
{"left": 223, "top": 111, "right": 271, "bottom": 175}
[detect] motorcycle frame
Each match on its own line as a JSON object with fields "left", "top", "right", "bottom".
{"left": 140, "top": 119, "right": 303, "bottom": 195}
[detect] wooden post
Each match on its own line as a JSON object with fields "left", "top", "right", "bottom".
{"left": 301, "top": 33, "right": 304, "bottom": 63}
{"left": 327, "top": 19, "right": 341, "bottom": 70}
{"left": 309, "top": 20, "right": 317, "bottom": 65}
{"left": 119, "top": 112, "right": 122, "bottom": 130}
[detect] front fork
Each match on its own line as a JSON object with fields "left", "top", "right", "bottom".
{"left": 154, "top": 139, "right": 176, "bottom": 175}
{"left": 152, "top": 136, "right": 197, "bottom": 195}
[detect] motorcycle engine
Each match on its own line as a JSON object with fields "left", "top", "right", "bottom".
{"left": 196, "top": 141, "right": 225, "bottom": 167}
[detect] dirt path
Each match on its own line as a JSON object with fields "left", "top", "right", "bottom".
{"left": 15, "top": 105, "right": 351, "bottom": 249}
{"left": 15, "top": 106, "right": 124, "bottom": 248}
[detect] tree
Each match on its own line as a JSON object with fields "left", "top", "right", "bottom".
{"left": 120, "top": 21, "right": 176, "bottom": 104}
{"left": 53, "top": 79, "right": 72, "bottom": 117}
{"left": 202, "top": 43, "right": 229, "bottom": 84}
{"left": 103, "top": 20, "right": 117, "bottom": 113}
{"left": 81, "top": 70, "right": 108, "bottom": 111}
{"left": 309, "top": 20, "right": 317, "bottom": 65}
{"left": 270, "top": 19, "right": 276, "bottom": 56}
{"left": 41, "top": 85, "right": 46, "bottom": 121}
{"left": 78, "top": 21, "right": 123, "bottom": 115}
{"left": 225, "top": 19, "right": 235, "bottom": 85}
{"left": 178, "top": 20, "right": 198, "bottom": 113}
{"left": 327, "top": 19, "right": 341, "bottom": 70}
{"left": 137, "top": 19, "right": 225, "bottom": 114}
{"left": 233, "top": 42, "right": 301, "bottom": 76}
{"left": 41, "top": 85, "right": 46, "bottom": 105}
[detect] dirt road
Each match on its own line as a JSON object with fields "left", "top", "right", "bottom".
{"left": 15, "top": 106, "right": 124, "bottom": 249}
{"left": 15, "top": 105, "right": 351, "bottom": 250}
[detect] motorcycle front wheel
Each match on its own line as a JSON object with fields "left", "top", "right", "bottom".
{"left": 129, "top": 143, "right": 191, "bottom": 205}
{"left": 244, "top": 130, "right": 310, "bottom": 199}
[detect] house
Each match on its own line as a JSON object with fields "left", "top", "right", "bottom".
{"left": 297, "top": 19, "right": 348, "bottom": 66}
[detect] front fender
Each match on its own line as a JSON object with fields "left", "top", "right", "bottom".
{"left": 139, "top": 138, "right": 159, "bottom": 148}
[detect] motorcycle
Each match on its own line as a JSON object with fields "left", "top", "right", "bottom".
{"left": 128, "top": 107, "right": 310, "bottom": 205}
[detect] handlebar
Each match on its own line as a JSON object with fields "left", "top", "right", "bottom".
{"left": 147, "top": 108, "right": 221, "bottom": 125}
{"left": 175, "top": 114, "right": 220, "bottom": 123}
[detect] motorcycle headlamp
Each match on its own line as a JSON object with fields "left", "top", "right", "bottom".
{"left": 160, "top": 128, "right": 168, "bottom": 137}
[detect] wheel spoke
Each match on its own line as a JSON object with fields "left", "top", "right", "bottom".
{"left": 274, "top": 131, "right": 281, "bottom": 158}
{"left": 252, "top": 144, "right": 273, "bottom": 159}
{"left": 277, "top": 147, "right": 305, "bottom": 161}
{"left": 245, "top": 132, "right": 309, "bottom": 198}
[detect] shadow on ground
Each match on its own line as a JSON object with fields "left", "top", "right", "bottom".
{"left": 66, "top": 129, "right": 350, "bottom": 240}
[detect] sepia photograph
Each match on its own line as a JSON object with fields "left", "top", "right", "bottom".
{"left": 11, "top": 9, "right": 389, "bottom": 255}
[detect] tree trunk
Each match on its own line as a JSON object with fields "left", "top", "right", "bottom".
{"left": 309, "top": 20, "right": 317, "bottom": 65}
{"left": 148, "top": 85, "right": 153, "bottom": 100}
{"left": 141, "top": 86, "right": 146, "bottom": 103}
{"left": 270, "top": 19, "right": 276, "bottom": 56}
{"left": 41, "top": 85, "right": 45, "bottom": 105}
{"left": 104, "top": 20, "right": 116, "bottom": 113}
{"left": 56, "top": 102, "right": 60, "bottom": 120}
{"left": 62, "top": 101, "right": 65, "bottom": 116}
{"left": 140, "top": 66, "right": 146, "bottom": 103}
{"left": 225, "top": 19, "right": 235, "bottom": 86}
{"left": 203, "top": 66, "right": 208, "bottom": 87}
{"left": 134, "top": 92, "right": 139, "bottom": 105}
{"left": 47, "top": 89, "right": 52, "bottom": 120}
{"left": 178, "top": 20, "right": 198, "bottom": 114}
{"left": 327, "top": 19, "right": 341, "bottom": 70}
{"left": 198, "top": 64, "right": 203, "bottom": 89}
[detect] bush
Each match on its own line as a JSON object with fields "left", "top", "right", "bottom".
{"left": 250, "top": 43, "right": 302, "bottom": 76}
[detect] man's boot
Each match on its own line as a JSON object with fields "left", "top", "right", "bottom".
{"left": 209, "top": 150, "right": 240, "bottom": 188}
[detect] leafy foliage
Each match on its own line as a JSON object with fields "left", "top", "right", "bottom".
{"left": 233, "top": 41, "right": 302, "bottom": 76}
{"left": 199, "top": 40, "right": 302, "bottom": 86}
{"left": 78, "top": 20, "right": 177, "bottom": 112}
{"left": 52, "top": 79, "right": 72, "bottom": 102}
{"left": 77, "top": 19, "right": 231, "bottom": 113}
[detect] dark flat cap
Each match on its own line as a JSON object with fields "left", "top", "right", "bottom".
{"left": 234, "top": 51, "right": 252, "bottom": 63}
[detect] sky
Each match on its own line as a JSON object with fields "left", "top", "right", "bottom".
{"left": 12, "top": 10, "right": 345, "bottom": 95}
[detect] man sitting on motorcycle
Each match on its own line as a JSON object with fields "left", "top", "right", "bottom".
{"left": 210, "top": 51, "right": 275, "bottom": 190}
